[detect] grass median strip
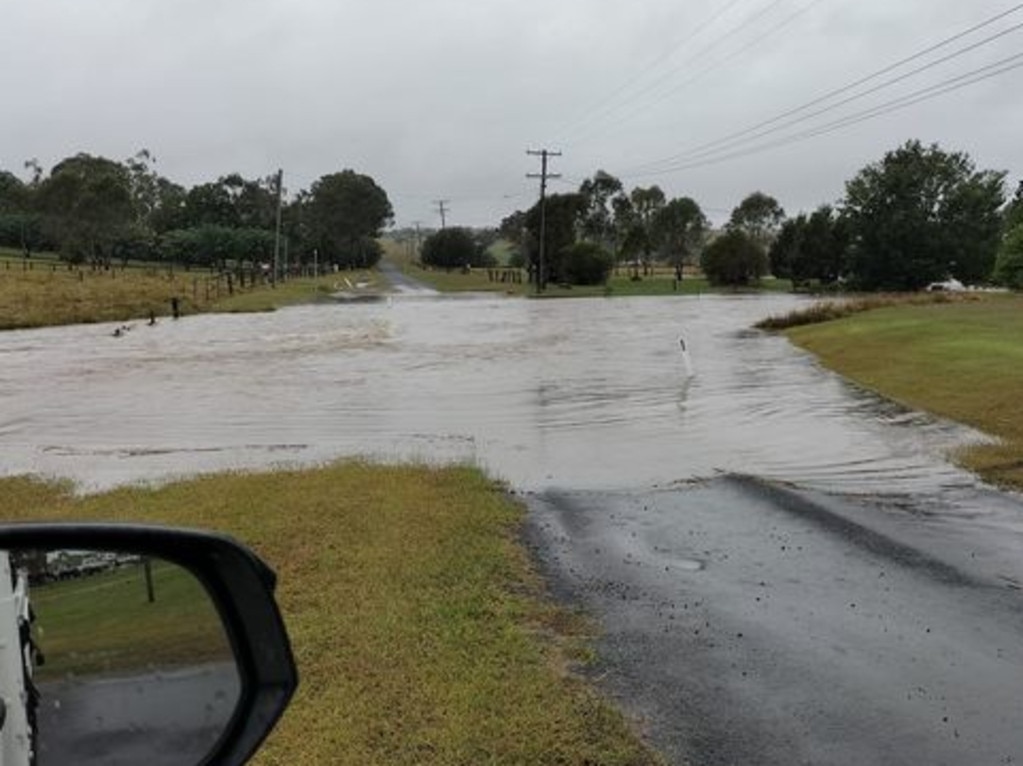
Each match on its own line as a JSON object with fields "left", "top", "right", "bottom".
{"left": 0, "top": 464, "right": 661, "bottom": 765}
{"left": 785, "top": 295, "right": 1023, "bottom": 490}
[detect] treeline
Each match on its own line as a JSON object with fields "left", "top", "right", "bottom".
{"left": 499, "top": 172, "right": 708, "bottom": 287}
{"left": 0, "top": 151, "right": 393, "bottom": 272}
{"left": 496, "top": 139, "right": 1023, "bottom": 291}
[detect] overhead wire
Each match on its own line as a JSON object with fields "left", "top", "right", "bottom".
{"left": 549, "top": 0, "right": 750, "bottom": 143}
{"left": 628, "top": 19, "right": 1023, "bottom": 172}
{"left": 560, "top": 0, "right": 792, "bottom": 146}
{"left": 620, "top": 2, "right": 1023, "bottom": 174}
{"left": 569, "top": 0, "right": 830, "bottom": 148}
{"left": 619, "top": 52, "right": 1023, "bottom": 180}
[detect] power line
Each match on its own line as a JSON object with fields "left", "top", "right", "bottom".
{"left": 570, "top": 0, "right": 829, "bottom": 148}
{"left": 622, "top": 51, "right": 1023, "bottom": 179}
{"left": 550, "top": 0, "right": 749, "bottom": 142}
{"left": 560, "top": 0, "right": 792, "bottom": 146}
{"left": 623, "top": 2, "right": 1023, "bottom": 174}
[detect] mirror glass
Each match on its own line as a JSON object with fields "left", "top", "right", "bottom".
{"left": 0, "top": 548, "right": 241, "bottom": 766}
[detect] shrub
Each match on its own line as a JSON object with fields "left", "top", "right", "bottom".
{"left": 560, "top": 242, "right": 612, "bottom": 286}
{"left": 994, "top": 224, "right": 1023, "bottom": 290}
{"left": 421, "top": 227, "right": 482, "bottom": 269}
{"left": 701, "top": 230, "right": 767, "bottom": 286}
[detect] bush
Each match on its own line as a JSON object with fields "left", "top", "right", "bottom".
{"left": 421, "top": 227, "right": 482, "bottom": 269}
{"left": 560, "top": 242, "right": 612, "bottom": 286}
{"left": 701, "top": 230, "right": 768, "bottom": 286}
{"left": 995, "top": 224, "right": 1023, "bottom": 289}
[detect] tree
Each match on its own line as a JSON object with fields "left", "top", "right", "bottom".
{"left": 578, "top": 170, "right": 623, "bottom": 251}
{"left": 1004, "top": 180, "right": 1023, "bottom": 234}
{"left": 843, "top": 141, "right": 1006, "bottom": 290}
{"left": 306, "top": 170, "right": 393, "bottom": 269}
{"left": 561, "top": 242, "right": 613, "bottom": 286}
{"left": 769, "top": 215, "right": 803, "bottom": 282}
{"left": 770, "top": 206, "right": 848, "bottom": 287}
{"left": 629, "top": 185, "right": 666, "bottom": 275}
{"left": 184, "top": 180, "right": 239, "bottom": 229}
{"left": 701, "top": 230, "right": 768, "bottom": 286}
{"left": 611, "top": 193, "right": 641, "bottom": 274}
{"left": 729, "top": 192, "right": 785, "bottom": 248}
{"left": 524, "top": 193, "right": 585, "bottom": 286}
{"left": 995, "top": 224, "right": 1023, "bottom": 289}
{"left": 0, "top": 170, "right": 28, "bottom": 213}
{"left": 36, "top": 153, "right": 135, "bottom": 265}
{"left": 0, "top": 169, "right": 46, "bottom": 255}
{"left": 654, "top": 197, "right": 706, "bottom": 269}
{"left": 421, "top": 227, "right": 482, "bottom": 269}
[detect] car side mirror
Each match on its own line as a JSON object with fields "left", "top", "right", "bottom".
{"left": 0, "top": 524, "right": 297, "bottom": 766}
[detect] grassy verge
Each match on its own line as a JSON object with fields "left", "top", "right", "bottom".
{"left": 402, "top": 262, "right": 790, "bottom": 298}
{"left": 0, "top": 464, "right": 661, "bottom": 765}
{"left": 31, "top": 559, "right": 229, "bottom": 680}
{"left": 0, "top": 264, "right": 366, "bottom": 330}
{"left": 208, "top": 272, "right": 378, "bottom": 313}
{"left": 756, "top": 291, "right": 984, "bottom": 330}
{"left": 785, "top": 294, "right": 1023, "bottom": 490}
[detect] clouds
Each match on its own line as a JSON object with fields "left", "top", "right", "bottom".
{"left": 2, "top": 0, "right": 1021, "bottom": 227}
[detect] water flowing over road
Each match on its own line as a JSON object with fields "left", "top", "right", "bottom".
{"left": 3, "top": 293, "right": 1023, "bottom": 764}
{"left": 0, "top": 294, "right": 988, "bottom": 496}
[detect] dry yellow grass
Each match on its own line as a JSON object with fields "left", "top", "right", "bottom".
{"left": 0, "top": 464, "right": 661, "bottom": 765}
{"left": 0, "top": 265, "right": 358, "bottom": 329}
{"left": 0, "top": 267, "right": 205, "bottom": 329}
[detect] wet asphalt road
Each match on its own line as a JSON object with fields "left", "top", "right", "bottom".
{"left": 525, "top": 477, "right": 1023, "bottom": 765}
{"left": 36, "top": 664, "right": 239, "bottom": 766}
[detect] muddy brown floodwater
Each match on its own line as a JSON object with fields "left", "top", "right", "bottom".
{"left": 3, "top": 293, "right": 1023, "bottom": 764}
{"left": 0, "top": 294, "right": 990, "bottom": 494}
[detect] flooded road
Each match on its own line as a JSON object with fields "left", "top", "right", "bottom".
{"left": 0, "top": 294, "right": 989, "bottom": 495}
{"left": 4, "top": 293, "right": 1023, "bottom": 764}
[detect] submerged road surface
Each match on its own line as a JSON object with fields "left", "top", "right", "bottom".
{"left": 527, "top": 478, "right": 1023, "bottom": 765}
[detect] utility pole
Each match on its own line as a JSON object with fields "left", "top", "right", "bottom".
{"left": 272, "top": 168, "right": 284, "bottom": 286}
{"left": 412, "top": 221, "right": 424, "bottom": 262}
{"left": 527, "top": 149, "right": 561, "bottom": 294}
{"left": 434, "top": 200, "right": 450, "bottom": 229}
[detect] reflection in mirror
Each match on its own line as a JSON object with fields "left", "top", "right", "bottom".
{"left": 0, "top": 548, "right": 241, "bottom": 766}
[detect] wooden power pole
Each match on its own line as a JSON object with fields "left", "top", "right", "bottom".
{"left": 527, "top": 149, "right": 561, "bottom": 294}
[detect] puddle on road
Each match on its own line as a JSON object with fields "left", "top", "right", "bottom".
{"left": 0, "top": 294, "right": 989, "bottom": 496}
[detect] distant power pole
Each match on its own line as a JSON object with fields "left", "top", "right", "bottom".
{"left": 412, "top": 221, "right": 424, "bottom": 260}
{"left": 527, "top": 149, "right": 562, "bottom": 294}
{"left": 434, "top": 200, "right": 450, "bottom": 229}
{"left": 272, "top": 168, "right": 284, "bottom": 285}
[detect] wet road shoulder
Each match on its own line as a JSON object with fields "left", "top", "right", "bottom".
{"left": 523, "top": 478, "right": 1023, "bottom": 765}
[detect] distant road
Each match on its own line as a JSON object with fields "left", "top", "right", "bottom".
{"left": 377, "top": 261, "right": 438, "bottom": 294}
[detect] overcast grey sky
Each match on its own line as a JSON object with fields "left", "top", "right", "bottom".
{"left": 2, "top": 0, "right": 1021, "bottom": 227}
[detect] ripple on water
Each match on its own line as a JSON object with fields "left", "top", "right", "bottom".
{"left": 0, "top": 295, "right": 990, "bottom": 496}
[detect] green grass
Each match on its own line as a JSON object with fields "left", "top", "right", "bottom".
{"left": 209, "top": 272, "right": 377, "bottom": 313}
{"left": 405, "top": 263, "right": 791, "bottom": 298}
{"left": 0, "top": 465, "right": 662, "bottom": 766}
{"left": 756, "top": 292, "right": 981, "bottom": 330}
{"left": 786, "top": 294, "right": 1023, "bottom": 489}
{"left": 31, "top": 560, "right": 229, "bottom": 680}
{"left": 486, "top": 239, "right": 518, "bottom": 266}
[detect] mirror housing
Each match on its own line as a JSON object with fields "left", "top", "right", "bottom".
{"left": 0, "top": 523, "right": 297, "bottom": 766}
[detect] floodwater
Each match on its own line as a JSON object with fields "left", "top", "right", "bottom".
{"left": 0, "top": 294, "right": 990, "bottom": 496}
